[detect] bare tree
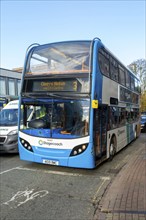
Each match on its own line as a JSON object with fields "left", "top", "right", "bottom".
{"left": 128, "top": 59, "right": 146, "bottom": 93}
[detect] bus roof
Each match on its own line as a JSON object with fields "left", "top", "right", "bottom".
{"left": 27, "top": 38, "right": 139, "bottom": 81}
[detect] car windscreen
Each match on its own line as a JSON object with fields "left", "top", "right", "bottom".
{"left": 0, "top": 109, "right": 18, "bottom": 126}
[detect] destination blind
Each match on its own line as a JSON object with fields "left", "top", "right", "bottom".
{"left": 32, "top": 79, "right": 82, "bottom": 92}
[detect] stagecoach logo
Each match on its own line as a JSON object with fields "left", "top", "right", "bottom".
{"left": 117, "top": 129, "right": 125, "bottom": 136}
{"left": 38, "top": 140, "right": 43, "bottom": 145}
{"left": 38, "top": 139, "right": 63, "bottom": 147}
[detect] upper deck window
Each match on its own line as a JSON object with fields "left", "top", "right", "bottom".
{"left": 131, "top": 76, "right": 135, "bottom": 90}
{"left": 26, "top": 41, "right": 91, "bottom": 76}
{"left": 119, "top": 65, "right": 125, "bottom": 86}
{"left": 110, "top": 56, "right": 119, "bottom": 82}
{"left": 125, "top": 70, "right": 131, "bottom": 88}
{"left": 98, "top": 49, "right": 110, "bottom": 77}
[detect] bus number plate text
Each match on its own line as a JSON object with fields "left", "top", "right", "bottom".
{"left": 42, "top": 159, "right": 59, "bottom": 166}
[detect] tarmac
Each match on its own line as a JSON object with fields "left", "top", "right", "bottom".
{"left": 93, "top": 133, "right": 146, "bottom": 220}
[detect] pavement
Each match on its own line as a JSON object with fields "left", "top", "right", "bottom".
{"left": 94, "top": 134, "right": 146, "bottom": 220}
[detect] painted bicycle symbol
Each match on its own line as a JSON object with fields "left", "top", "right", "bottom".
{"left": 2, "top": 188, "right": 49, "bottom": 209}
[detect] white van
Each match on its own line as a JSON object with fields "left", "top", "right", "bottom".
{"left": 0, "top": 100, "right": 21, "bottom": 153}
{"left": 0, "top": 100, "right": 35, "bottom": 153}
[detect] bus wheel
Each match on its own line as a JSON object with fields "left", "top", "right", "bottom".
{"left": 109, "top": 136, "right": 116, "bottom": 161}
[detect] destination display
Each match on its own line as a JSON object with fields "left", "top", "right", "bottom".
{"left": 32, "top": 79, "right": 82, "bottom": 92}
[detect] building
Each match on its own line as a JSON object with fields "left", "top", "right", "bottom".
{"left": 0, "top": 68, "right": 22, "bottom": 97}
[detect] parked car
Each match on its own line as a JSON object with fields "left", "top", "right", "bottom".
{"left": 141, "top": 113, "right": 146, "bottom": 132}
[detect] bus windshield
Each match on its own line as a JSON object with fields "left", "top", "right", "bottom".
{"left": 20, "top": 98, "right": 89, "bottom": 139}
{"left": 26, "top": 41, "right": 91, "bottom": 75}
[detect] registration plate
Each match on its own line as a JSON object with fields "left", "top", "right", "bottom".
{"left": 42, "top": 159, "right": 59, "bottom": 166}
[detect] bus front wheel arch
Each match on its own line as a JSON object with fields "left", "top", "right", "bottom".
{"left": 109, "top": 135, "right": 117, "bottom": 161}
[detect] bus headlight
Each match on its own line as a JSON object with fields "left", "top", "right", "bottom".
{"left": 20, "top": 138, "right": 33, "bottom": 152}
{"left": 70, "top": 144, "right": 88, "bottom": 156}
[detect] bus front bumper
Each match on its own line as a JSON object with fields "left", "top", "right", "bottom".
{"left": 18, "top": 141, "right": 95, "bottom": 169}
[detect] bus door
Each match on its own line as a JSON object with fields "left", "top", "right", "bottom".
{"left": 94, "top": 105, "right": 108, "bottom": 162}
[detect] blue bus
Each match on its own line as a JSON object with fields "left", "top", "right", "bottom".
{"left": 18, "top": 38, "right": 141, "bottom": 168}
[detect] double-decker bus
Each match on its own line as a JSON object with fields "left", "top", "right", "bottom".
{"left": 18, "top": 38, "right": 141, "bottom": 169}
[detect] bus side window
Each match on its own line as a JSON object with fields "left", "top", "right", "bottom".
{"left": 109, "top": 107, "right": 119, "bottom": 129}
{"left": 125, "top": 71, "right": 131, "bottom": 88}
{"left": 119, "top": 65, "right": 126, "bottom": 86}
{"left": 126, "top": 110, "right": 131, "bottom": 123}
{"left": 119, "top": 108, "right": 126, "bottom": 126}
{"left": 131, "top": 76, "right": 135, "bottom": 90}
{"left": 110, "top": 56, "right": 119, "bottom": 82}
{"left": 98, "top": 49, "right": 110, "bottom": 77}
{"left": 135, "top": 109, "right": 140, "bottom": 121}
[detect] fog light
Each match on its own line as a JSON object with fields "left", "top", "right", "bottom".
{"left": 27, "top": 146, "right": 31, "bottom": 150}
{"left": 20, "top": 138, "right": 33, "bottom": 152}
{"left": 78, "top": 149, "right": 82, "bottom": 153}
{"left": 82, "top": 145, "right": 86, "bottom": 150}
{"left": 70, "top": 143, "right": 88, "bottom": 156}
{"left": 73, "top": 150, "right": 78, "bottom": 155}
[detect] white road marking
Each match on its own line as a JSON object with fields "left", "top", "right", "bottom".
{"left": 0, "top": 167, "right": 112, "bottom": 179}
{"left": 0, "top": 166, "right": 83, "bottom": 176}
{"left": 92, "top": 176, "right": 111, "bottom": 203}
{"left": 0, "top": 166, "right": 21, "bottom": 175}
{"left": 17, "top": 167, "right": 83, "bottom": 176}
{"left": 100, "top": 176, "right": 110, "bottom": 181}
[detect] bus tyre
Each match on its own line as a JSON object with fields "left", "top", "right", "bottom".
{"left": 109, "top": 136, "right": 116, "bottom": 161}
